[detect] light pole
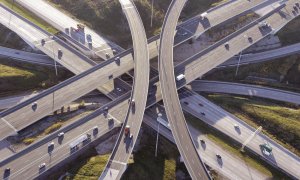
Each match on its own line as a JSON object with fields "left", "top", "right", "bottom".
{"left": 150, "top": 0, "right": 154, "bottom": 27}
{"left": 155, "top": 123, "right": 160, "bottom": 157}
{"left": 155, "top": 113, "right": 162, "bottom": 157}
{"left": 50, "top": 36, "right": 58, "bottom": 76}
{"left": 235, "top": 51, "right": 243, "bottom": 77}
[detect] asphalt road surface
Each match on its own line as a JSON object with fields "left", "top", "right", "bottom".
{"left": 15, "top": 0, "right": 123, "bottom": 59}
{"left": 158, "top": 0, "right": 211, "bottom": 179}
{"left": 100, "top": 0, "right": 149, "bottom": 179}
{"left": 179, "top": 89, "right": 300, "bottom": 179}
{"left": 0, "top": 0, "right": 276, "bottom": 140}
{"left": 189, "top": 80, "right": 300, "bottom": 105}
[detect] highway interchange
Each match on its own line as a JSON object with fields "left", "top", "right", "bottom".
{"left": 0, "top": 0, "right": 300, "bottom": 179}
{"left": 100, "top": 0, "right": 150, "bottom": 179}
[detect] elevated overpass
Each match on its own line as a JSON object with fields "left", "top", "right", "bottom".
{"left": 189, "top": 80, "right": 300, "bottom": 105}
{"left": 0, "top": 3, "right": 132, "bottom": 100}
{"left": 0, "top": 0, "right": 296, "bottom": 144}
{"left": 0, "top": 0, "right": 300, "bottom": 179}
{"left": 100, "top": 0, "right": 149, "bottom": 179}
{"left": 0, "top": 0, "right": 279, "bottom": 140}
{"left": 158, "top": 0, "right": 210, "bottom": 179}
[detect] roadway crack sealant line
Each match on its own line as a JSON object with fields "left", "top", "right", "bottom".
{"left": 0, "top": 0, "right": 275, "bottom": 136}
{"left": 100, "top": 0, "right": 149, "bottom": 179}
{"left": 158, "top": 0, "right": 210, "bottom": 179}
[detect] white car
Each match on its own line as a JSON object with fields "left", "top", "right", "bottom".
{"left": 39, "top": 163, "right": 46, "bottom": 169}
{"left": 58, "top": 132, "right": 64, "bottom": 138}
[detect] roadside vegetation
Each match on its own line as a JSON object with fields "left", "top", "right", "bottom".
{"left": 205, "top": 55, "right": 300, "bottom": 93}
{"left": 0, "top": 59, "right": 71, "bottom": 96}
{"left": 19, "top": 110, "right": 92, "bottom": 146}
{"left": 65, "top": 153, "right": 109, "bottom": 180}
{"left": 203, "top": 94, "right": 300, "bottom": 157}
{"left": 58, "top": 129, "right": 188, "bottom": 180}
{"left": 185, "top": 113, "right": 290, "bottom": 179}
{"left": 0, "top": 0, "right": 58, "bottom": 34}
{"left": 278, "top": 16, "right": 300, "bottom": 45}
{"left": 48, "top": 0, "right": 222, "bottom": 48}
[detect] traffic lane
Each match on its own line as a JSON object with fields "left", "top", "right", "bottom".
{"left": 105, "top": 0, "right": 149, "bottom": 172}
{"left": 182, "top": 0, "right": 266, "bottom": 36}
{"left": 1, "top": 113, "right": 120, "bottom": 180}
{"left": 159, "top": 0, "right": 209, "bottom": 179}
{"left": 0, "top": 0, "right": 268, "bottom": 138}
{"left": 145, "top": 105, "right": 267, "bottom": 179}
{"left": 15, "top": 0, "right": 120, "bottom": 59}
{"left": 180, "top": 90, "right": 300, "bottom": 178}
{"left": 189, "top": 80, "right": 300, "bottom": 104}
{"left": 188, "top": 125, "right": 268, "bottom": 180}
{"left": 178, "top": 5, "right": 296, "bottom": 86}
{"left": 3, "top": 55, "right": 133, "bottom": 133}
{"left": 0, "top": 5, "right": 47, "bottom": 42}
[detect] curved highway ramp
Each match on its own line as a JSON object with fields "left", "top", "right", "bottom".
{"left": 158, "top": 0, "right": 211, "bottom": 179}
{"left": 99, "top": 0, "right": 149, "bottom": 179}
{"left": 190, "top": 80, "right": 300, "bottom": 105}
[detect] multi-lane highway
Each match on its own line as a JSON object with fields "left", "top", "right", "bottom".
{"left": 0, "top": 0, "right": 296, "bottom": 144}
{"left": 0, "top": 0, "right": 300, "bottom": 179}
{"left": 144, "top": 105, "right": 268, "bottom": 180}
{"left": 179, "top": 89, "right": 300, "bottom": 179}
{"left": 0, "top": 91, "right": 268, "bottom": 180}
{"left": 100, "top": 0, "right": 149, "bottom": 179}
{"left": 159, "top": 0, "right": 211, "bottom": 179}
{"left": 14, "top": 0, "right": 122, "bottom": 59}
{"left": 0, "top": 98, "right": 125, "bottom": 180}
{"left": 0, "top": 3, "right": 131, "bottom": 100}
{"left": 189, "top": 80, "right": 300, "bottom": 104}
{"left": 0, "top": 0, "right": 278, "bottom": 137}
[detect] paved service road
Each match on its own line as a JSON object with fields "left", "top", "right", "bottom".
{"left": 159, "top": 0, "right": 210, "bottom": 179}
{"left": 189, "top": 80, "right": 300, "bottom": 105}
{"left": 100, "top": 0, "right": 149, "bottom": 179}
